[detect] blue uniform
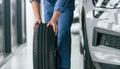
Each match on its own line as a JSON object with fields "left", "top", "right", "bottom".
{"left": 30, "top": 0, "right": 75, "bottom": 68}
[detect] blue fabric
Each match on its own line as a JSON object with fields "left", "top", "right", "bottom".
{"left": 54, "top": 0, "right": 70, "bottom": 12}
{"left": 30, "top": 0, "right": 75, "bottom": 12}
{"left": 57, "top": 10, "right": 73, "bottom": 68}
{"left": 30, "top": 0, "right": 74, "bottom": 68}
{"left": 30, "top": 0, "right": 40, "bottom": 3}
{"left": 44, "top": 9, "right": 73, "bottom": 68}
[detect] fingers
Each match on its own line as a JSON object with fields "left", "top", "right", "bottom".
{"left": 38, "top": 20, "right": 42, "bottom": 24}
{"left": 33, "top": 20, "right": 42, "bottom": 29}
{"left": 47, "top": 21, "right": 58, "bottom": 36}
{"left": 55, "top": 25, "right": 58, "bottom": 35}
{"left": 33, "top": 22, "right": 38, "bottom": 29}
{"left": 53, "top": 24, "right": 58, "bottom": 36}
{"left": 47, "top": 22, "right": 51, "bottom": 27}
{"left": 51, "top": 23, "right": 58, "bottom": 36}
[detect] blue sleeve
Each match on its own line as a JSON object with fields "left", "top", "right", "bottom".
{"left": 30, "top": 0, "right": 41, "bottom": 3}
{"left": 54, "top": 0, "right": 69, "bottom": 12}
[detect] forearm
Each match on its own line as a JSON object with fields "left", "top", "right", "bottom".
{"left": 47, "top": 11, "right": 61, "bottom": 35}
{"left": 32, "top": 1, "right": 41, "bottom": 20}
{"left": 52, "top": 0, "right": 69, "bottom": 21}
{"left": 51, "top": 11, "right": 61, "bottom": 22}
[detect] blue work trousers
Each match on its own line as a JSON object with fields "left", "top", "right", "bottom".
{"left": 44, "top": 4, "right": 73, "bottom": 68}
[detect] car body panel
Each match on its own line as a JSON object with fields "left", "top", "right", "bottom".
{"left": 81, "top": 0, "right": 120, "bottom": 65}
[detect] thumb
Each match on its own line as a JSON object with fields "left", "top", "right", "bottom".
{"left": 54, "top": 25, "right": 58, "bottom": 36}
{"left": 47, "top": 22, "right": 51, "bottom": 27}
{"left": 38, "top": 20, "right": 42, "bottom": 24}
{"left": 33, "top": 22, "right": 38, "bottom": 29}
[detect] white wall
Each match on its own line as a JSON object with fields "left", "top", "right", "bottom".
{"left": 26, "top": 0, "right": 35, "bottom": 46}
{"left": 26, "top": 0, "right": 45, "bottom": 47}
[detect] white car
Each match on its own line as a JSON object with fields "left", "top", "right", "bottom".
{"left": 79, "top": 0, "right": 120, "bottom": 69}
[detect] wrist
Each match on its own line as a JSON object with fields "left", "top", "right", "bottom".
{"left": 50, "top": 11, "right": 61, "bottom": 22}
{"left": 51, "top": 18, "right": 57, "bottom": 22}
{"left": 36, "top": 18, "right": 41, "bottom": 21}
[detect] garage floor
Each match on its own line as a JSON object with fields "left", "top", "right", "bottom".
{"left": 0, "top": 0, "right": 83, "bottom": 68}
{"left": 0, "top": 34, "right": 83, "bottom": 69}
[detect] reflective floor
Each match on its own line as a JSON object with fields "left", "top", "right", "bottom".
{"left": 0, "top": 27, "right": 3, "bottom": 53}
{"left": 0, "top": 34, "right": 83, "bottom": 69}
{"left": 0, "top": 0, "right": 82, "bottom": 68}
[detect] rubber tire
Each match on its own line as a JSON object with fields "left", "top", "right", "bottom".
{"left": 33, "top": 24, "right": 56, "bottom": 69}
{"left": 81, "top": 7, "right": 95, "bottom": 69}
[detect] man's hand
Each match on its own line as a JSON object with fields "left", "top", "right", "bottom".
{"left": 32, "top": 1, "right": 42, "bottom": 29}
{"left": 33, "top": 19, "right": 42, "bottom": 29}
{"left": 47, "top": 11, "right": 61, "bottom": 35}
{"left": 47, "top": 20, "right": 58, "bottom": 36}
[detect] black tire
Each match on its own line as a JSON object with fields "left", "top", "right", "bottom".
{"left": 80, "top": 40, "right": 84, "bottom": 55}
{"left": 33, "top": 24, "right": 56, "bottom": 69}
{"left": 33, "top": 24, "right": 40, "bottom": 69}
{"left": 81, "top": 7, "right": 95, "bottom": 69}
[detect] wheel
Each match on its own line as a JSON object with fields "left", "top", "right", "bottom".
{"left": 80, "top": 7, "right": 96, "bottom": 69}
{"left": 84, "top": 50, "right": 95, "bottom": 69}
{"left": 80, "top": 40, "right": 84, "bottom": 55}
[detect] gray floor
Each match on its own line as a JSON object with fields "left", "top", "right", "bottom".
{"left": 0, "top": 28, "right": 3, "bottom": 53}
{"left": 0, "top": 0, "right": 83, "bottom": 69}
{"left": 0, "top": 34, "right": 83, "bottom": 69}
